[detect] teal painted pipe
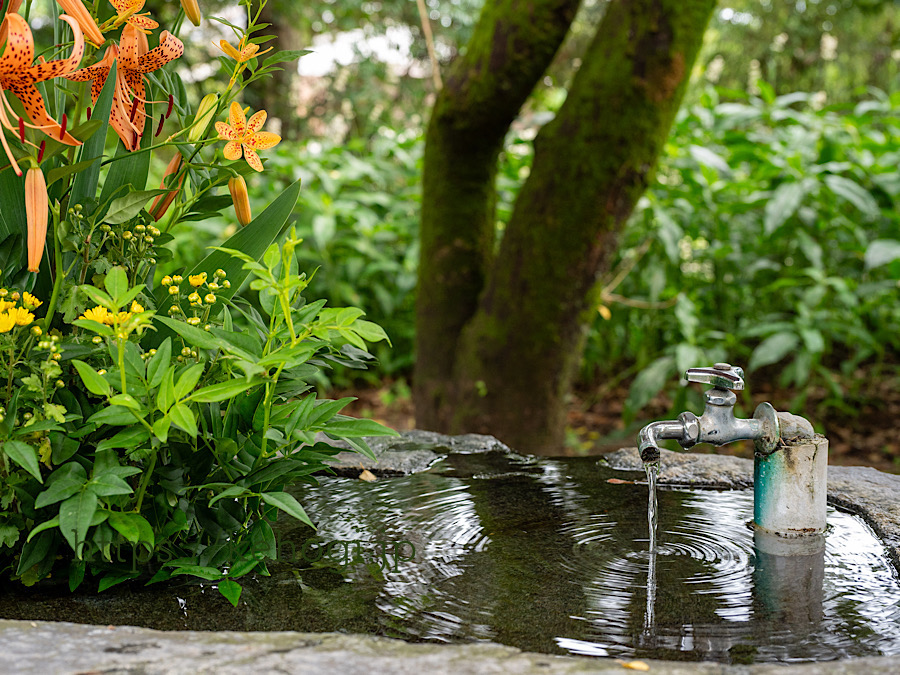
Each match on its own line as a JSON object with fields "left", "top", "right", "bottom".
{"left": 754, "top": 436, "right": 828, "bottom": 537}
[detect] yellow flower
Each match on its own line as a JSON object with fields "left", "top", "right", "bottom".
{"left": 0, "top": 300, "right": 14, "bottom": 312}
{"left": 22, "top": 292, "right": 41, "bottom": 310}
{"left": 217, "top": 38, "right": 272, "bottom": 64}
{"left": 113, "top": 311, "right": 133, "bottom": 324}
{"left": 0, "top": 312, "right": 14, "bottom": 333}
{"left": 215, "top": 102, "right": 281, "bottom": 172}
{"left": 130, "top": 301, "right": 145, "bottom": 313}
{"left": 11, "top": 307, "right": 34, "bottom": 326}
{"left": 80, "top": 306, "right": 110, "bottom": 324}
{"left": 188, "top": 272, "right": 207, "bottom": 287}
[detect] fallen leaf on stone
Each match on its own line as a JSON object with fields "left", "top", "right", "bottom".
{"left": 616, "top": 660, "right": 650, "bottom": 671}
{"left": 606, "top": 478, "right": 634, "bottom": 485}
{"left": 359, "top": 469, "right": 377, "bottom": 482}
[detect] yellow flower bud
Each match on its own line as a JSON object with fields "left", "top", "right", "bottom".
{"left": 181, "top": 0, "right": 202, "bottom": 26}
{"left": 228, "top": 175, "right": 252, "bottom": 227}
{"left": 161, "top": 275, "right": 173, "bottom": 286}
{"left": 188, "top": 93, "right": 218, "bottom": 143}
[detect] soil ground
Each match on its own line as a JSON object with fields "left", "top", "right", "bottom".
{"left": 337, "top": 373, "right": 900, "bottom": 475}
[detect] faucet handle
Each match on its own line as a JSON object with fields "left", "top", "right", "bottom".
{"left": 684, "top": 363, "right": 745, "bottom": 391}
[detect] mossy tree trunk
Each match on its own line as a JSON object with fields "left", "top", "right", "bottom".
{"left": 415, "top": 0, "right": 716, "bottom": 454}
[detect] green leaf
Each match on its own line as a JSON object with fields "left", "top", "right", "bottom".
{"left": 208, "top": 484, "right": 251, "bottom": 506}
{"left": 46, "top": 157, "right": 100, "bottom": 188}
{"left": 190, "top": 377, "right": 264, "bottom": 403}
{"left": 71, "top": 359, "right": 110, "bottom": 397}
{"left": 87, "top": 474, "right": 133, "bottom": 498}
{"left": 35, "top": 462, "right": 88, "bottom": 508}
{"left": 58, "top": 490, "right": 99, "bottom": 556}
{"left": 748, "top": 332, "right": 800, "bottom": 372}
{"left": 108, "top": 511, "right": 154, "bottom": 546}
{"left": 157, "top": 365, "right": 176, "bottom": 412}
{"left": 864, "top": 239, "right": 900, "bottom": 270}
{"left": 259, "top": 491, "right": 314, "bottom": 528}
{"left": 217, "top": 578, "right": 242, "bottom": 607}
{"left": 109, "top": 393, "right": 143, "bottom": 410}
{"left": 823, "top": 174, "right": 879, "bottom": 220}
{"left": 99, "top": 133, "right": 151, "bottom": 203}
{"left": 168, "top": 565, "right": 225, "bottom": 581}
{"left": 25, "top": 518, "right": 59, "bottom": 543}
{"left": 104, "top": 189, "right": 168, "bottom": 225}
{"left": 96, "top": 426, "right": 151, "bottom": 452}
{"left": 626, "top": 356, "right": 676, "bottom": 414}
{"left": 174, "top": 363, "right": 205, "bottom": 401}
{"left": 86, "top": 405, "right": 137, "bottom": 426}
{"left": 764, "top": 181, "right": 807, "bottom": 235}
{"left": 147, "top": 338, "right": 172, "bottom": 388}
{"left": 152, "top": 415, "right": 171, "bottom": 442}
{"left": 322, "top": 416, "right": 399, "bottom": 438}
{"left": 2, "top": 440, "right": 43, "bottom": 482}
{"left": 98, "top": 571, "right": 140, "bottom": 591}
{"left": 169, "top": 403, "right": 198, "bottom": 437}
{"left": 70, "top": 61, "right": 117, "bottom": 209}
{"left": 104, "top": 266, "right": 129, "bottom": 305}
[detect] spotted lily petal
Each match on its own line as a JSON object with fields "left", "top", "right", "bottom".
{"left": 228, "top": 101, "right": 246, "bottom": 135}
{"left": 246, "top": 109, "right": 266, "bottom": 134}
{"left": 245, "top": 131, "right": 280, "bottom": 151}
{"left": 0, "top": 14, "right": 85, "bottom": 146}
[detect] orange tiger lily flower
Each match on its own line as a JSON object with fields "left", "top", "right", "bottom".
{"left": 215, "top": 102, "right": 280, "bottom": 172}
{"left": 0, "top": 13, "right": 85, "bottom": 175}
{"left": 66, "top": 24, "right": 183, "bottom": 151}
{"left": 109, "top": 0, "right": 158, "bottom": 33}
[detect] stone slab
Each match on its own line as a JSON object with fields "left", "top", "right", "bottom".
{"left": 0, "top": 620, "right": 898, "bottom": 675}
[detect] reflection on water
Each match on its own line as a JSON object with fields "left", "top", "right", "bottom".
{"left": 1, "top": 452, "right": 898, "bottom": 664}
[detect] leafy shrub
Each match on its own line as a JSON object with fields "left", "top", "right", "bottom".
{"left": 583, "top": 84, "right": 900, "bottom": 417}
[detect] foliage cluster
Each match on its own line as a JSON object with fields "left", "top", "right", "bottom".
{"left": 247, "top": 82, "right": 900, "bottom": 428}
{"left": 584, "top": 84, "right": 900, "bottom": 419}
{"left": 0, "top": 0, "right": 394, "bottom": 604}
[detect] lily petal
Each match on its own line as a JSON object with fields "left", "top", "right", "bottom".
{"left": 223, "top": 140, "right": 242, "bottom": 160}
{"left": 243, "top": 146, "right": 263, "bottom": 172}
{"left": 228, "top": 101, "right": 246, "bottom": 136}
{"left": 214, "top": 120, "right": 238, "bottom": 141}
{"left": 0, "top": 13, "right": 34, "bottom": 74}
{"left": 245, "top": 130, "right": 280, "bottom": 150}
{"left": 133, "top": 30, "right": 183, "bottom": 74}
{"left": 246, "top": 109, "right": 266, "bottom": 134}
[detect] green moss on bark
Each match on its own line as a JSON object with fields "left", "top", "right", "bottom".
{"left": 416, "top": 0, "right": 716, "bottom": 452}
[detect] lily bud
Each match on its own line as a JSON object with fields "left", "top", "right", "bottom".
{"left": 149, "top": 152, "right": 184, "bottom": 221}
{"left": 228, "top": 175, "right": 252, "bottom": 226}
{"left": 188, "top": 93, "right": 218, "bottom": 143}
{"left": 180, "top": 0, "right": 202, "bottom": 26}
{"left": 55, "top": 0, "right": 105, "bottom": 46}
{"left": 25, "top": 167, "right": 49, "bottom": 273}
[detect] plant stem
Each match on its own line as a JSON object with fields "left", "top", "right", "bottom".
{"left": 42, "top": 214, "right": 66, "bottom": 333}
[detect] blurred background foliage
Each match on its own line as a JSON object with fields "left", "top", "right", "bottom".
{"left": 145, "top": 0, "right": 899, "bottom": 466}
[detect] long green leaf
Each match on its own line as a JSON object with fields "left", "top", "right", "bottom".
{"left": 260, "top": 491, "right": 313, "bottom": 528}
{"left": 70, "top": 61, "right": 117, "bottom": 210}
{"left": 99, "top": 132, "right": 152, "bottom": 204}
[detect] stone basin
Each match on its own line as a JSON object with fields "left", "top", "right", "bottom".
{"left": 1, "top": 431, "right": 898, "bottom": 674}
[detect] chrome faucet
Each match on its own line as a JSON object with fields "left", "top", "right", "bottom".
{"left": 638, "top": 363, "right": 780, "bottom": 462}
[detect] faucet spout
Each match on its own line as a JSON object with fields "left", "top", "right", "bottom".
{"left": 639, "top": 420, "right": 685, "bottom": 463}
